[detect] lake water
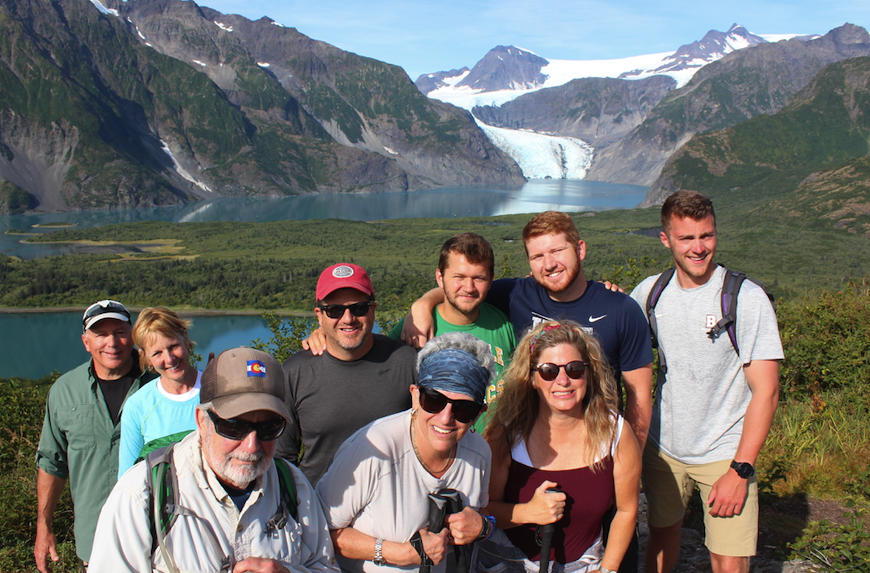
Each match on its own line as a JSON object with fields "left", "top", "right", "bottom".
{"left": 0, "top": 179, "right": 647, "bottom": 258}
{"left": 0, "top": 179, "right": 647, "bottom": 378}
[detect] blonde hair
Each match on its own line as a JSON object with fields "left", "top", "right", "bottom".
{"left": 132, "top": 307, "right": 195, "bottom": 372}
{"left": 485, "top": 319, "right": 619, "bottom": 471}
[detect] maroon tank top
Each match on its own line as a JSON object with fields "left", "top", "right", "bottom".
{"left": 503, "top": 456, "right": 615, "bottom": 564}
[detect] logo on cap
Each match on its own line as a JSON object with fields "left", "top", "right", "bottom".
{"left": 332, "top": 265, "right": 355, "bottom": 278}
{"left": 247, "top": 360, "right": 267, "bottom": 378}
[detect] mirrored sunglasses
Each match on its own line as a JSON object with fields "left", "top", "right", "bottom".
{"left": 207, "top": 409, "right": 286, "bottom": 441}
{"left": 532, "top": 361, "right": 588, "bottom": 381}
{"left": 418, "top": 387, "right": 483, "bottom": 424}
{"left": 318, "top": 301, "right": 373, "bottom": 319}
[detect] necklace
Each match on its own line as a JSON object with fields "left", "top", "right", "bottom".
{"left": 410, "top": 410, "right": 455, "bottom": 476}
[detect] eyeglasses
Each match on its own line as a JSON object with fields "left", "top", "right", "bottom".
{"left": 317, "top": 301, "right": 373, "bottom": 319}
{"left": 418, "top": 387, "right": 483, "bottom": 424}
{"left": 207, "top": 410, "right": 286, "bottom": 441}
{"left": 532, "top": 361, "right": 588, "bottom": 381}
{"left": 82, "top": 300, "right": 131, "bottom": 330}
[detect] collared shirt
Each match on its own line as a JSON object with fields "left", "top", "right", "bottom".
{"left": 36, "top": 358, "right": 149, "bottom": 561}
{"left": 87, "top": 431, "right": 339, "bottom": 573}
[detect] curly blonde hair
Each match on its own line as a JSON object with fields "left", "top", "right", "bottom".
{"left": 485, "top": 319, "right": 619, "bottom": 470}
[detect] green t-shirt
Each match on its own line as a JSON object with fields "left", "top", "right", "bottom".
{"left": 389, "top": 302, "right": 516, "bottom": 433}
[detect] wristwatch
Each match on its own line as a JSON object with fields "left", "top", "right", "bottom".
{"left": 730, "top": 460, "right": 755, "bottom": 479}
{"left": 373, "top": 538, "right": 386, "bottom": 566}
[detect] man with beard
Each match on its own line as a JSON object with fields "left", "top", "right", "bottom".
{"left": 403, "top": 212, "right": 652, "bottom": 573}
{"left": 388, "top": 233, "right": 515, "bottom": 433}
{"left": 87, "top": 347, "right": 338, "bottom": 573}
{"left": 276, "top": 263, "right": 417, "bottom": 485}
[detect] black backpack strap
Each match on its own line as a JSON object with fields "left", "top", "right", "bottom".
{"left": 646, "top": 268, "right": 675, "bottom": 375}
{"left": 265, "top": 458, "right": 298, "bottom": 534}
{"left": 708, "top": 266, "right": 747, "bottom": 354}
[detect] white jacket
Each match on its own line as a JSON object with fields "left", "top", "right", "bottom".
{"left": 88, "top": 432, "right": 338, "bottom": 573}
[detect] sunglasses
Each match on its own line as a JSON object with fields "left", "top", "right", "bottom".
{"left": 207, "top": 410, "right": 286, "bottom": 441}
{"left": 532, "top": 361, "right": 588, "bottom": 381}
{"left": 82, "top": 299, "right": 131, "bottom": 329}
{"left": 418, "top": 387, "right": 483, "bottom": 424}
{"left": 318, "top": 301, "right": 374, "bottom": 319}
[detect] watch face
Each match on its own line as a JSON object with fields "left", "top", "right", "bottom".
{"left": 732, "top": 461, "right": 754, "bottom": 478}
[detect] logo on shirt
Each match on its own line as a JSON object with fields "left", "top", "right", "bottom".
{"left": 247, "top": 360, "right": 267, "bottom": 377}
{"left": 589, "top": 315, "right": 607, "bottom": 323}
{"left": 706, "top": 314, "right": 717, "bottom": 329}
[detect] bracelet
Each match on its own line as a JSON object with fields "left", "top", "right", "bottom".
{"left": 475, "top": 514, "right": 496, "bottom": 542}
{"left": 409, "top": 531, "right": 433, "bottom": 566}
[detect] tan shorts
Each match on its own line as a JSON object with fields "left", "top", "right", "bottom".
{"left": 642, "top": 443, "right": 758, "bottom": 557}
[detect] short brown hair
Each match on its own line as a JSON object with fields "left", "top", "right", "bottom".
{"left": 132, "top": 307, "right": 194, "bottom": 371}
{"left": 438, "top": 233, "right": 494, "bottom": 278}
{"left": 522, "top": 211, "right": 580, "bottom": 254}
{"left": 660, "top": 191, "right": 716, "bottom": 235}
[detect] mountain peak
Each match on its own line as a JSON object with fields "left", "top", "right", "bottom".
{"left": 454, "top": 45, "right": 550, "bottom": 92}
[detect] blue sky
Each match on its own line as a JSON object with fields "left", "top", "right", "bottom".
{"left": 198, "top": 0, "right": 870, "bottom": 79}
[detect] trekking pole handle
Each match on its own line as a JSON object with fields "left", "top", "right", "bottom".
{"left": 537, "top": 486, "right": 563, "bottom": 573}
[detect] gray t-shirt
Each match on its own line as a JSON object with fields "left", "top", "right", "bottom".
{"left": 630, "top": 265, "right": 783, "bottom": 464}
{"left": 277, "top": 334, "right": 417, "bottom": 485}
{"left": 317, "top": 410, "right": 491, "bottom": 573}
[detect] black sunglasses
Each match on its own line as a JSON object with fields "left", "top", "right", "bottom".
{"left": 207, "top": 410, "right": 286, "bottom": 441}
{"left": 532, "top": 361, "right": 588, "bottom": 381}
{"left": 318, "top": 301, "right": 374, "bottom": 319}
{"left": 418, "top": 387, "right": 483, "bottom": 424}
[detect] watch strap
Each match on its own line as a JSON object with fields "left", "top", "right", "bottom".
{"left": 373, "top": 538, "right": 386, "bottom": 566}
{"left": 730, "top": 460, "right": 755, "bottom": 478}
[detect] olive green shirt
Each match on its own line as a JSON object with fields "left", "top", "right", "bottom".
{"left": 36, "top": 358, "right": 150, "bottom": 561}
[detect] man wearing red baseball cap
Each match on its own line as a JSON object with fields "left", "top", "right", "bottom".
{"left": 276, "top": 263, "right": 417, "bottom": 485}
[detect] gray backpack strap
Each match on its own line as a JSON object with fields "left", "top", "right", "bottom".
{"left": 146, "top": 444, "right": 231, "bottom": 572}
{"left": 645, "top": 268, "right": 675, "bottom": 377}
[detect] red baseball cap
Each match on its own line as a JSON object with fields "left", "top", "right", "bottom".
{"left": 316, "top": 263, "right": 374, "bottom": 300}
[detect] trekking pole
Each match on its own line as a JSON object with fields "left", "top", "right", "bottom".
{"left": 536, "top": 486, "right": 562, "bottom": 573}
{"left": 438, "top": 490, "right": 469, "bottom": 573}
{"left": 419, "top": 492, "right": 449, "bottom": 573}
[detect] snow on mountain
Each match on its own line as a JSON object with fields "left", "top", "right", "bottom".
{"left": 475, "top": 120, "right": 593, "bottom": 180}
{"left": 619, "top": 24, "right": 765, "bottom": 80}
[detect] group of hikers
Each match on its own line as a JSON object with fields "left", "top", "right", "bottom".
{"left": 34, "top": 190, "right": 783, "bottom": 573}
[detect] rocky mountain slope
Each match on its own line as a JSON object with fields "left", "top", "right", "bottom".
{"left": 0, "top": 0, "right": 524, "bottom": 212}
{"left": 588, "top": 24, "right": 870, "bottom": 186}
{"left": 471, "top": 75, "right": 676, "bottom": 147}
{"left": 643, "top": 56, "right": 870, "bottom": 236}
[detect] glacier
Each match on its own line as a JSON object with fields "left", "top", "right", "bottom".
{"left": 475, "top": 120, "right": 593, "bottom": 180}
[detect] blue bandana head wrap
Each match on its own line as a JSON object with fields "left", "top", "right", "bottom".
{"left": 417, "top": 348, "right": 489, "bottom": 405}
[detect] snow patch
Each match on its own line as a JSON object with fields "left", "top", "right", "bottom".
{"left": 88, "top": 0, "right": 119, "bottom": 16}
{"left": 383, "top": 146, "right": 398, "bottom": 155}
{"left": 160, "top": 141, "right": 213, "bottom": 193}
{"left": 475, "top": 120, "right": 593, "bottom": 180}
{"left": 271, "top": 21, "right": 286, "bottom": 28}
{"left": 136, "top": 27, "right": 146, "bottom": 40}
{"left": 428, "top": 51, "right": 678, "bottom": 111}
{"left": 192, "top": 60, "right": 207, "bottom": 67}
{"left": 758, "top": 33, "right": 812, "bottom": 42}
{"left": 214, "top": 21, "right": 233, "bottom": 32}
{"left": 257, "top": 62, "right": 271, "bottom": 68}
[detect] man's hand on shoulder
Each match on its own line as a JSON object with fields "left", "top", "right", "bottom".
{"left": 706, "top": 469, "right": 749, "bottom": 518}
{"left": 301, "top": 328, "right": 327, "bottom": 356}
{"left": 233, "top": 556, "right": 290, "bottom": 573}
{"left": 599, "top": 280, "right": 624, "bottom": 293}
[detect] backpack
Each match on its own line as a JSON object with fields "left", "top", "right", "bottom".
{"left": 645, "top": 264, "right": 774, "bottom": 376}
{"left": 145, "top": 443, "right": 298, "bottom": 573}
